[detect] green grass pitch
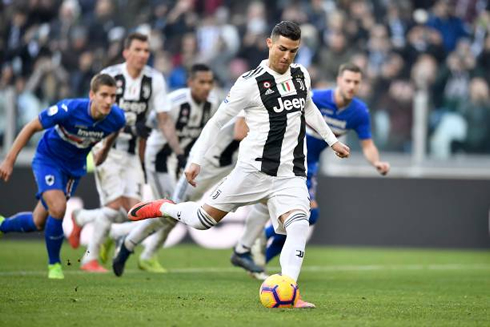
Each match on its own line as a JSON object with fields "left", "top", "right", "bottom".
{"left": 0, "top": 240, "right": 489, "bottom": 327}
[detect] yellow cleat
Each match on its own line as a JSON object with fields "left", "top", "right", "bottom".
{"left": 48, "top": 263, "right": 64, "bottom": 279}
{"left": 138, "top": 256, "right": 167, "bottom": 273}
{"left": 100, "top": 237, "right": 114, "bottom": 264}
{"left": 0, "top": 215, "right": 5, "bottom": 237}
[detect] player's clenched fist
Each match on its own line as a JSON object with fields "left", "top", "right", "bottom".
{"left": 331, "top": 141, "right": 350, "bottom": 158}
{"left": 185, "top": 163, "right": 201, "bottom": 187}
{"left": 0, "top": 159, "right": 14, "bottom": 182}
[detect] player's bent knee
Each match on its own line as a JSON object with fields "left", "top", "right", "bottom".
{"left": 48, "top": 205, "right": 66, "bottom": 219}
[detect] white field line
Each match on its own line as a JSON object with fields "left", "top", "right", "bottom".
{"left": 0, "top": 264, "right": 490, "bottom": 276}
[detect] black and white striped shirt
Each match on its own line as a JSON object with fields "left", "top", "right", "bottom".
{"left": 191, "top": 60, "right": 338, "bottom": 177}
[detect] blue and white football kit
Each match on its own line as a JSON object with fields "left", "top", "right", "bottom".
{"left": 265, "top": 89, "right": 372, "bottom": 262}
{"left": 34, "top": 99, "right": 126, "bottom": 204}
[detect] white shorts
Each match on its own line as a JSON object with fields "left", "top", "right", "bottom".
{"left": 94, "top": 149, "right": 145, "bottom": 205}
{"left": 146, "top": 169, "right": 176, "bottom": 199}
{"left": 173, "top": 159, "right": 234, "bottom": 202}
{"left": 206, "top": 163, "right": 310, "bottom": 235}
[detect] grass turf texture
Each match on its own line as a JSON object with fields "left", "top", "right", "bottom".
{"left": 0, "top": 240, "right": 489, "bottom": 327}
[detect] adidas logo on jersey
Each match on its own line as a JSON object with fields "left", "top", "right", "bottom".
{"left": 264, "top": 88, "right": 275, "bottom": 96}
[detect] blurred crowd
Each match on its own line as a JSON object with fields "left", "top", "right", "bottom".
{"left": 0, "top": 0, "right": 489, "bottom": 157}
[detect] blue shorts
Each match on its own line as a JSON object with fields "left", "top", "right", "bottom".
{"left": 32, "top": 159, "right": 80, "bottom": 209}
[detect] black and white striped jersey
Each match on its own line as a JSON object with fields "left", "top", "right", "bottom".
{"left": 146, "top": 88, "right": 219, "bottom": 172}
{"left": 191, "top": 60, "right": 338, "bottom": 177}
{"left": 101, "top": 63, "right": 169, "bottom": 154}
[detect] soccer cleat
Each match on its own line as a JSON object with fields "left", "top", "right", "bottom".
{"left": 127, "top": 199, "right": 175, "bottom": 221}
{"left": 0, "top": 215, "right": 5, "bottom": 237}
{"left": 68, "top": 209, "right": 82, "bottom": 249}
{"left": 100, "top": 237, "right": 115, "bottom": 264}
{"left": 138, "top": 256, "right": 168, "bottom": 273}
{"left": 249, "top": 271, "right": 269, "bottom": 280}
{"left": 294, "top": 297, "right": 316, "bottom": 309}
{"left": 251, "top": 232, "right": 267, "bottom": 268}
{"left": 80, "top": 259, "right": 109, "bottom": 273}
{"left": 112, "top": 237, "right": 133, "bottom": 277}
{"left": 230, "top": 251, "right": 265, "bottom": 273}
{"left": 48, "top": 263, "right": 65, "bottom": 279}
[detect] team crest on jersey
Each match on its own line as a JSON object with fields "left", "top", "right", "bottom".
{"left": 45, "top": 175, "right": 55, "bottom": 186}
{"left": 296, "top": 78, "right": 305, "bottom": 91}
{"left": 47, "top": 105, "right": 58, "bottom": 116}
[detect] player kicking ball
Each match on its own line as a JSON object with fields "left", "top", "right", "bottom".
{"left": 0, "top": 74, "right": 125, "bottom": 279}
{"left": 115, "top": 21, "right": 350, "bottom": 308}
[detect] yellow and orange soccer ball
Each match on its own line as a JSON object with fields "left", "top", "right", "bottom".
{"left": 259, "top": 274, "right": 299, "bottom": 308}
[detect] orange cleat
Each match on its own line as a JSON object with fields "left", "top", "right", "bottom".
{"left": 68, "top": 209, "right": 82, "bottom": 249}
{"left": 80, "top": 259, "right": 109, "bottom": 273}
{"left": 127, "top": 199, "right": 174, "bottom": 221}
{"left": 294, "top": 297, "right": 316, "bottom": 309}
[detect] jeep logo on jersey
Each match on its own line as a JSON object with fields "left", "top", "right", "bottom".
{"left": 272, "top": 97, "right": 306, "bottom": 113}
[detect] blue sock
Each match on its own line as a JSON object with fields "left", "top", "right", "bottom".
{"left": 265, "top": 225, "right": 276, "bottom": 239}
{"left": 309, "top": 207, "right": 319, "bottom": 225}
{"left": 266, "top": 233, "right": 287, "bottom": 263}
{"left": 0, "top": 212, "right": 38, "bottom": 233}
{"left": 44, "top": 216, "right": 64, "bottom": 265}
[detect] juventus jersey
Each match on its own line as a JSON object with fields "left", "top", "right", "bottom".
{"left": 190, "top": 60, "right": 338, "bottom": 177}
{"left": 146, "top": 88, "right": 219, "bottom": 172}
{"left": 101, "top": 63, "right": 169, "bottom": 154}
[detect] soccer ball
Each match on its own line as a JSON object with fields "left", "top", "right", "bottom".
{"left": 259, "top": 274, "right": 299, "bottom": 308}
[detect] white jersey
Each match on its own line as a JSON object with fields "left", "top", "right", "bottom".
{"left": 202, "top": 118, "right": 240, "bottom": 167}
{"left": 190, "top": 60, "right": 338, "bottom": 177}
{"left": 101, "top": 63, "right": 169, "bottom": 155}
{"left": 146, "top": 88, "right": 219, "bottom": 173}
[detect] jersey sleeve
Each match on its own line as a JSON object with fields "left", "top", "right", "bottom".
{"left": 354, "top": 105, "right": 372, "bottom": 140}
{"left": 38, "top": 100, "right": 71, "bottom": 129}
{"left": 152, "top": 72, "right": 172, "bottom": 113}
{"left": 302, "top": 68, "right": 338, "bottom": 146}
{"left": 189, "top": 77, "right": 250, "bottom": 165}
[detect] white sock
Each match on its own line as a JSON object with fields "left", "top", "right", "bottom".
{"left": 109, "top": 221, "right": 135, "bottom": 240}
{"left": 235, "top": 203, "right": 270, "bottom": 254}
{"left": 140, "top": 219, "right": 177, "bottom": 260}
{"left": 160, "top": 202, "right": 217, "bottom": 230}
{"left": 280, "top": 211, "right": 309, "bottom": 282}
{"left": 82, "top": 207, "right": 119, "bottom": 264}
{"left": 124, "top": 218, "right": 166, "bottom": 252}
{"left": 75, "top": 207, "right": 107, "bottom": 226}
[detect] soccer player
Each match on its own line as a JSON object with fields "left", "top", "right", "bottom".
{"left": 68, "top": 32, "right": 184, "bottom": 272}
{"left": 116, "top": 21, "right": 350, "bottom": 308}
{"left": 0, "top": 74, "right": 126, "bottom": 279}
{"left": 122, "top": 63, "right": 218, "bottom": 272}
{"left": 236, "top": 63, "right": 391, "bottom": 270}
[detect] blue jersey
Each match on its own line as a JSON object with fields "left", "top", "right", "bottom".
{"left": 306, "top": 89, "right": 372, "bottom": 197}
{"left": 34, "top": 98, "right": 126, "bottom": 177}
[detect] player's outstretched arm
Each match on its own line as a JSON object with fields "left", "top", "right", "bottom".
{"left": 360, "top": 139, "right": 390, "bottom": 175}
{"left": 0, "top": 117, "right": 44, "bottom": 182}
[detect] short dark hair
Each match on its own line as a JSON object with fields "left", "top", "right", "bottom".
{"left": 90, "top": 74, "right": 117, "bottom": 93}
{"left": 189, "top": 63, "right": 212, "bottom": 78}
{"left": 271, "top": 21, "right": 301, "bottom": 41}
{"left": 338, "top": 63, "right": 363, "bottom": 76}
{"left": 124, "top": 32, "right": 149, "bottom": 49}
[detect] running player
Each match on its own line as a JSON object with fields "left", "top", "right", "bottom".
{"left": 0, "top": 74, "right": 125, "bottom": 279}
{"left": 68, "top": 32, "right": 183, "bottom": 272}
{"left": 116, "top": 21, "right": 350, "bottom": 308}
{"left": 128, "top": 63, "right": 218, "bottom": 271}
